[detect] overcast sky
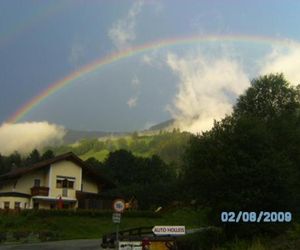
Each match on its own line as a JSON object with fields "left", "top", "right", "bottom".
{"left": 1, "top": 0, "right": 300, "bottom": 132}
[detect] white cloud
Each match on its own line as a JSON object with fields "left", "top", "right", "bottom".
{"left": 68, "top": 42, "right": 86, "bottom": 67}
{"left": 141, "top": 49, "right": 164, "bottom": 68}
{"left": 166, "top": 52, "right": 249, "bottom": 134}
{"left": 260, "top": 43, "right": 300, "bottom": 86}
{"left": 127, "top": 97, "right": 138, "bottom": 108}
{"left": 149, "top": 0, "right": 164, "bottom": 14}
{"left": 108, "top": 0, "right": 144, "bottom": 50}
{"left": 0, "top": 122, "right": 65, "bottom": 156}
{"left": 142, "top": 54, "right": 153, "bottom": 65}
{"left": 131, "top": 75, "right": 140, "bottom": 88}
{"left": 127, "top": 75, "right": 140, "bottom": 108}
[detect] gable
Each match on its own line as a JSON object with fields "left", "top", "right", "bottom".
{"left": 50, "top": 160, "right": 82, "bottom": 191}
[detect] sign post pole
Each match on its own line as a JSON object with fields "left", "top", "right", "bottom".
{"left": 116, "top": 223, "right": 119, "bottom": 246}
{"left": 112, "top": 199, "right": 125, "bottom": 250}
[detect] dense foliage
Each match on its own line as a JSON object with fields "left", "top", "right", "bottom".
{"left": 86, "top": 149, "right": 177, "bottom": 209}
{"left": 182, "top": 74, "right": 300, "bottom": 237}
{"left": 47, "top": 130, "right": 190, "bottom": 168}
{"left": 0, "top": 149, "right": 55, "bottom": 175}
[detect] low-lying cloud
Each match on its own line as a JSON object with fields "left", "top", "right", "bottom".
{"left": 166, "top": 52, "right": 250, "bottom": 133}
{"left": 0, "top": 122, "right": 65, "bottom": 156}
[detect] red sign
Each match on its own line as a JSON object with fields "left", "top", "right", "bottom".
{"left": 113, "top": 199, "right": 125, "bottom": 213}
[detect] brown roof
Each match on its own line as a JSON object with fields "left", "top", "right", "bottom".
{"left": 0, "top": 152, "right": 115, "bottom": 189}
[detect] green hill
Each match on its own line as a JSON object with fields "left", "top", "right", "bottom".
{"left": 46, "top": 130, "right": 191, "bottom": 167}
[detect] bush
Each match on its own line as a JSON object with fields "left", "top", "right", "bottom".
{"left": 0, "top": 232, "right": 6, "bottom": 242}
{"left": 177, "top": 227, "right": 225, "bottom": 250}
{"left": 17, "top": 209, "right": 160, "bottom": 218}
{"left": 13, "top": 231, "right": 29, "bottom": 240}
{"left": 39, "top": 230, "right": 60, "bottom": 241}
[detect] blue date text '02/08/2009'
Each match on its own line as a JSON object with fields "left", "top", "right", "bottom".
{"left": 221, "top": 211, "right": 292, "bottom": 223}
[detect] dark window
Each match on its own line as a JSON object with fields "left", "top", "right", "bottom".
{"left": 15, "top": 202, "right": 20, "bottom": 209}
{"left": 62, "top": 179, "right": 68, "bottom": 188}
{"left": 56, "top": 178, "right": 75, "bottom": 189}
{"left": 68, "top": 181, "right": 74, "bottom": 189}
{"left": 4, "top": 202, "right": 9, "bottom": 209}
{"left": 33, "top": 202, "right": 39, "bottom": 209}
{"left": 50, "top": 203, "right": 56, "bottom": 209}
{"left": 56, "top": 180, "right": 62, "bottom": 188}
{"left": 34, "top": 179, "right": 40, "bottom": 187}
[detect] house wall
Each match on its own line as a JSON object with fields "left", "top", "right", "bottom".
{"left": 49, "top": 160, "right": 82, "bottom": 199}
{"left": 0, "top": 180, "right": 15, "bottom": 192}
{"left": 0, "top": 196, "right": 30, "bottom": 209}
{"left": 0, "top": 158, "right": 107, "bottom": 210}
{"left": 82, "top": 175, "right": 99, "bottom": 193}
{"left": 33, "top": 200, "right": 51, "bottom": 209}
{"left": 0, "top": 169, "right": 48, "bottom": 195}
{"left": 15, "top": 169, "right": 48, "bottom": 194}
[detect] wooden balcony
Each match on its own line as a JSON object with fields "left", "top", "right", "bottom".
{"left": 31, "top": 186, "right": 49, "bottom": 196}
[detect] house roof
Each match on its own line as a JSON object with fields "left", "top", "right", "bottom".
{"left": 0, "top": 152, "right": 115, "bottom": 189}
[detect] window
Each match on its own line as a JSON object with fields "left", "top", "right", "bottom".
{"left": 68, "top": 181, "right": 74, "bottom": 189}
{"left": 33, "top": 202, "right": 39, "bottom": 209}
{"left": 56, "top": 177, "right": 75, "bottom": 189}
{"left": 62, "top": 178, "right": 68, "bottom": 188}
{"left": 15, "top": 202, "right": 20, "bottom": 209}
{"left": 56, "top": 179, "right": 62, "bottom": 188}
{"left": 50, "top": 203, "right": 56, "bottom": 209}
{"left": 34, "top": 179, "right": 40, "bottom": 187}
{"left": 24, "top": 203, "right": 27, "bottom": 209}
{"left": 4, "top": 202, "right": 9, "bottom": 209}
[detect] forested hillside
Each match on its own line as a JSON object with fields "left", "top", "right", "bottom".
{"left": 46, "top": 130, "right": 190, "bottom": 168}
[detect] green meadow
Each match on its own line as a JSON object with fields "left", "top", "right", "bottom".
{"left": 0, "top": 208, "right": 204, "bottom": 241}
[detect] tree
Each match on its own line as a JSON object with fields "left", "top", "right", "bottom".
{"left": 25, "top": 149, "right": 41, "bottom": 166}
{"left": 183, "top": 74, "right": 300, "bottom": 236}
{"left": 41, "top": 150, "right": 55, "bottom": 160}
{"left": 234, "top": 73, "right": 300, "bottom": 120}
{"left": 104, "top": 149, "right": 137, "bottom": 185}
{"left": 7, "top": 151, "right": 23, "bottom": 168}
{"left": 103, "top": 149, "right": 177, "bottom": 209}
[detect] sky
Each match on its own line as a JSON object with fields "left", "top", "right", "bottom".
{"left": 1, "top": 0, "right": 300, "bottom": 154}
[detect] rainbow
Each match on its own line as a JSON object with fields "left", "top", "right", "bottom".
{"left": 6, "top": 34, "right": 298, "bottom": 123}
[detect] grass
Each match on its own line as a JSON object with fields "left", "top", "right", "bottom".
{"left": 0, "top": 208, "right": 206, "bottom": 241}
{"left": 80, "top": 149, "right": 152, "bottom": 161}
{"left": 216, "top": 239, "right": 267, "bottom": 250}
{"left": 80, "top": 149, "right": 109, "bottom": 161}
{"left": 1, "top": 209, "right": 298, "bottom": 249}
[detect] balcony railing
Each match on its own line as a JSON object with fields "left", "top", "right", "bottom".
{"left": 31, "top": 186, "right": 49, "bottom": 196}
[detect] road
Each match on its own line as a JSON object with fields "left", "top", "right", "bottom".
{"left": 0, "top": 239, "right": 103, "bottom": 250}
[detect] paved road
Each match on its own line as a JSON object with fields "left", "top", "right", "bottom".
{"left": 0, "top": 239, "right": 103, "bottom": 250}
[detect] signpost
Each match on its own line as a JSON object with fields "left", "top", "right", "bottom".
{"left": 112, "top": 212, "right": 121, "bottom": 223}
{"left": 118, "top": 241, "right": 142, "bottom": 250}
{"left": 152, "top": 226, "right": 186, "bottom": 236}
{"left": 113, "top": 199, "right": 125, "bottom": 213}
{"left": 112, "top": 199, "right": 125, "bottom": 249}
